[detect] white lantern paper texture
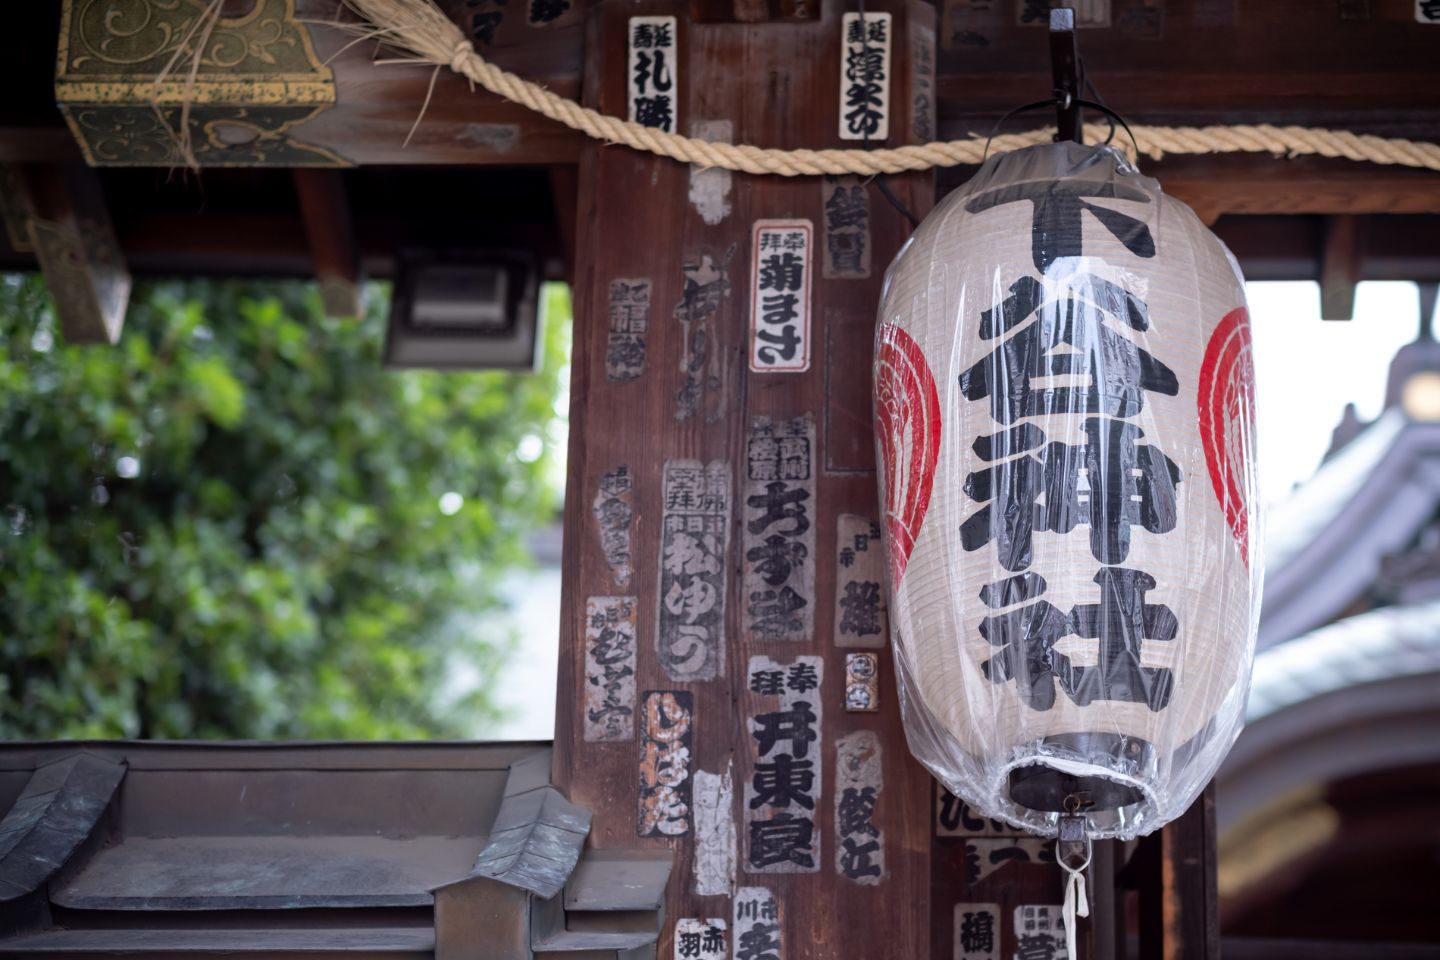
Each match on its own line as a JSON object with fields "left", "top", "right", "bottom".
{"left": 874, "top": 142, "right": 1262, "bottom": 839}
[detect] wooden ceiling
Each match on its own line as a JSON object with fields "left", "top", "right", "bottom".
{"left": 2, "top": 0, "right": 1439, "bottom": 300}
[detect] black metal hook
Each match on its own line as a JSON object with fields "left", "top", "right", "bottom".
{"left": 981, "top": 96, "right": 1139, "bottom": 166}
{"left": 1049, "top": 8, "right": 1083, "bottom": 143}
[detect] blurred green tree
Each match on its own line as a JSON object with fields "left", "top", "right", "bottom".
{"left": 0, "top": 275, "right": 569, "bottom": 740}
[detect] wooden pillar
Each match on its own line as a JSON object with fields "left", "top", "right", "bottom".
{"left": 292, "top": 170, "right": 364, "bottom": 320}
{"left": 1133, "top": 784, "right": 1220, "bottom": 960}
{"left": 554, "top": 3, "right": 936, "bottom": 957}
{"left": 2, "top": 161, "right": 129, "bottom": 344}
{"left": 552, "top": 7, "right": 1221, "bottom": 959}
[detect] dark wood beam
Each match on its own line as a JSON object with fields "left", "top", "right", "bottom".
{"left": 1151, "top": 156, "right": 1440, "bottom": 226}
{"left": 547, "top": 165, "right": 578, "bottom": 288}
{"left": 940, "top": 152, "right": 1440, "bottom": 227}
{"left": 8, "top": 162, "right": 129, "bottom": 344}
{"left": 13, "top": 1, "right": 1440, "bottom": 169}
{"left": 1321, "top": 214, "right": 1362, "bottom": 321}
{"left": 32, "top": 0, "right": 585, "bottom": 169}
{"left": 292, "top": 170, "right": 364, "bottom": 318}
{"left": 1133, "top": 785, "right": 1220, "bottom": 960}
{"left": 0, "top": 128, "right": 85, "bottom": 165}
{"left": 294, "top": 6, "right": 588, "bottom": 167}
{"left": 1222, "top": 938, "right": 1440, "bottom": 960}
{"left": 935, "top": 1, "right": 1440, "bottom": 126}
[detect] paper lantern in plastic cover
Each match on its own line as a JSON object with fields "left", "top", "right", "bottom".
{"left": 873, "top": 141, "right": 1262, "bottom": 840}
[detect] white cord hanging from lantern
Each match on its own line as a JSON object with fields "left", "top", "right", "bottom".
{"left": 873, "top": 141, "right": 1263, "bottom": 846}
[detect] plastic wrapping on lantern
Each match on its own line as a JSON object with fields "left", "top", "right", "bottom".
{"left": 873, "top": 141, "right": 1262, "bottom": 840}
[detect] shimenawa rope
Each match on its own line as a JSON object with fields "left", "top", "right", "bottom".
{"left": 335, "top": 0, "right": 1440, "bottom": 178}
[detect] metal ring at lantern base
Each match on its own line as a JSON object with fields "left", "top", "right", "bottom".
{"left": 1007, "top": 733, "right": 1155, "bottom": 812}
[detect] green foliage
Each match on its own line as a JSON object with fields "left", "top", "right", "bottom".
{"left": 0, "top": 275, "right": 570, "bottom": 740}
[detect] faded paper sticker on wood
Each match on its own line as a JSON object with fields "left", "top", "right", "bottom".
{"left": 674, "top": 918, "right": 726, "bottom": 960}
{"left": 821, "top": 178, "right": 870, "bottom": 280}
{"left": 733, "top": 887, "right": 783, "bottom": 960}
{"left": 744, "top": 415, "right": 816, "bottom": 643}
{"left": 583, "top": 596, "right": 637, "bottom": 742}
{"left": 835, "top": 730, "right": 885, "bottom": 884}
{"left": 657, "top": 460, "right": 731, "bottom": 681}
{"left": 745, "top": 655, "right": 823, "bottom": 874}
{"left": 638, "top": 690, "right": 693, "bottom": 837}
{"left": 844, "top": 652, "right": 879, "bottom": 713}
{"left": 834, "top": 514, "right": 887, "bottom": 647}
{"left": 953, "top": 903, "right": 1001, "bottom": 960}
{"left": 606, "top": 279, "right": 650, "bottom": 382}
{"left": 674, "top": 245, "right": 735, "bottom": 422}
{"left": 693, "top": 765, "right": 737, "bottom": 897}
{"left": 1012, "top": 905, "right": 1066, "bottom": 960}
{"left": 592, "top": 465, "right": 634, "bottom": 587}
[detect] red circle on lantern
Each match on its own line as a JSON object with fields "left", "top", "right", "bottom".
{"left": 875, "top": 324, "right": 942, "bottom": 586}
{"left": 1197, "top": 307, "right": 1256, "bottom": 567}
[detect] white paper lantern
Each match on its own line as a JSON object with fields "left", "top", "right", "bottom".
{"left": 873, "top": 141, "right": 1262, "bottom": 839}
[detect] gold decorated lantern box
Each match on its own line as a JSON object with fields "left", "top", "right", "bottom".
{"left": 55, "top": 0, "right": 346, "bottom": 167}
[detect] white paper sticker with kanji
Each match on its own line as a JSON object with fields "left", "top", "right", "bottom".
{"left": 744, "top": 655, "right": 823, "bottom": 874}
{"left": 628, "top": 16, "right": 678, "bottom": 132}
{"left": 674, "top": 918, "right": 726, "bottom": 960}
{"left": 839, "top": 12, "right": 892, "bottom": 141}
{"left": 749, "top": 220, "right": 813, "bottom": 373}
{"left": 953, "top": 903, "right": 1000, "bottom": 960}
{"left": 733, "top": 887, "right": 783, "bottom": 960}
{"left": 1011, "top": 905, "right": 1066, "bottom": 960}
{"left": 834, "top": 514, "right": 887, "bottom": 648}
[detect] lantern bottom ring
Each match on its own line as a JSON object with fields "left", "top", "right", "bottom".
{"left": 1008, "top": 763, "right": 1145, "bottom": 812}
{"left": 1005, "top": 732, "right": 1155, "bottom": 813}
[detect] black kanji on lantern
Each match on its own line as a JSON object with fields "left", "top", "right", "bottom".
{"left": 965, "top": 180, "right": 1157, "bottom": 273}
{"left": 979, "top": 566, "right": 1177, "bottom": 711}
{"left": 1066, "top": 566, "right": 1177, "bottom": 708}
{"left": 958, "top": 278, "right": 1179, "bottom": 426}
{"left": 960, "top": 416, "right": 1182, "bottom": 570}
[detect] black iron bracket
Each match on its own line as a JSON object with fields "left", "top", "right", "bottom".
{"left": 1048, "top": 7, "right": 1083, "bottom": 143}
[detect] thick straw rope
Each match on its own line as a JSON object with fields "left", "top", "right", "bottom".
{"left": 342, "top": 0, "right": 1440, "bottom": 177}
